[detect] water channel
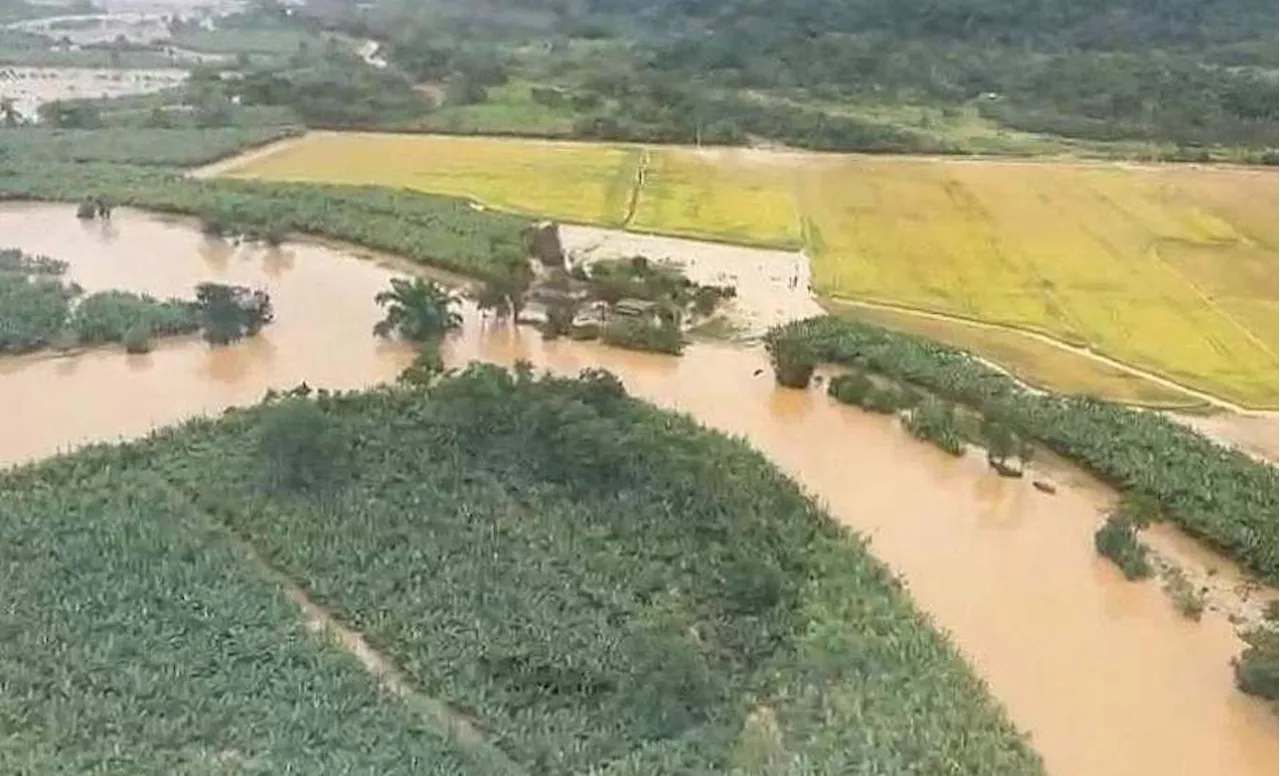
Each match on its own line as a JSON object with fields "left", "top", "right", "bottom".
{"left": 0, "top": 203, "right": 1275, "bottom": 776}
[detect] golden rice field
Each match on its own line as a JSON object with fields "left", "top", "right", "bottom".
{"left": 213, "top": 132, "right": 1279, "bottom": 408}
{"left": 218, "top": 131, "right": 640, "bottom": 226}
{"left": 799, "top": 160, "right": 1278, "bottom": 408}
{"left": 629, "top": 148, "right": 803, "bottom": 247}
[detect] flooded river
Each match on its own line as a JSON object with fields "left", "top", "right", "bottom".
{"left": 0, "top": 203, "right": 1275, "bottom": 776}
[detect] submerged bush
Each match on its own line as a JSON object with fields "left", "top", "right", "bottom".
{"left": 72, "top": 290, "right": 200, "bottom": 344}
{"left": 121, "top": 324, "right": 152, "bottom": 354}
{"left": 1, "top": 252, "right": 199, "bottom": 354}
{"left": 827, "top": 370, "right": 902, "bottom": 413}
{"left": 601, "top": 317, "right": 684, "bottom": 355}
{"left": 1095, "top": 513, "right": 1153, "bottom": 580}
{"left": 904, "top": 399, "right": 966, "bottom": 456}
{"left": 0, "top": 365, "right": 1046, "bottom": 773}
{"left": 766, "top": 334, "right": 816, "bottom": 388}
{"left": 1234, "top": 626, "right": 1278, "bottom": 702}
{"left": 1160, "top": 564, "right": 1207, "bottom": 620}
{"left": 195, "top": 283, "right": 273, "bottom": 345}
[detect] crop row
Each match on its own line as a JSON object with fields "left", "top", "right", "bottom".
{"left": 11, "top": 366, "right": 1042, "bottom": 773}
{"left": 0, "top": 454, "right": 470, "bottom": 773}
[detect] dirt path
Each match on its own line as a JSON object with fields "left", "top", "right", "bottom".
{"left": 249, "top": 541, "right": 523, "bottom": 775}
{"left": 828, "top": 295, "right": 1271, "bottom": 415}
{"left": 150, "top": 472, "right": 526, "bottom": 775}
{"left": 188, "top": 135, "right": 307, "bottom": 179}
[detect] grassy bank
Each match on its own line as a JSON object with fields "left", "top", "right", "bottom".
{"left": 0, "top": 161, "right": 528, "bottom": 282}
{"left": 0, "top": 366, "right": 1044, "bottom": 773}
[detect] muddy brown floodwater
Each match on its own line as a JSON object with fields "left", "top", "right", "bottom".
{"left": 0, "top": 203, "right": 1275, "bottom": 776}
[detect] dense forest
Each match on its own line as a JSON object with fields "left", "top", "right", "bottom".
{"left": 288, "top": 0, "right": 1277, "bottom": 156}
{"left": 4, "top": 0, "right": 1270, "bottom": 157}
{"left": 0, "top": 366, "right": 1044, "bottom": 773}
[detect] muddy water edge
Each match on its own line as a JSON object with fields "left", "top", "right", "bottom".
{"left": 0, "top": 203, "right": 1275, "bottom": 776}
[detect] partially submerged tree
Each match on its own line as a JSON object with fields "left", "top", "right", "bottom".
{"left": 397, "top": 341, "right": 448, "bottom": 387}
{"left": 373, "top": 277, "right": 461, "bottom": 341}
{"left": 542, "top": 295, "right": 581, "bottom": 339}
{"left": 980, "top": 415, "right": 1032, "bottom": 476}
{"left": 475, "top": 251, "right": 534, "bottom": 323}
{"left": 75, "top": 196, "right": 113, "bottom": 220}
{"left": 195, "top": 283, "right": 273, "bottom": 345}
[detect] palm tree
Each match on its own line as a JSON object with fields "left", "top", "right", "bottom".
{"left": 373, "top": 277, "right": 462, "bottom": 341}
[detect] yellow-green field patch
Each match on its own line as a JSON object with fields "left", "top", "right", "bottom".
{"left": 220, "top": 132, "right": 640, "bottom": 226}
{"left": 800, "top": 160, "right": 1278, "bottom": 408}
{"left": 630, "top": 148, "right": 802, "bottom": 247}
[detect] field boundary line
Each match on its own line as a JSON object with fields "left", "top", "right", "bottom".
{"left": 187, "top": 134, "right": 308, "bottom": 179}
{"left": 621, "top": 147, "right": 650, "bottom": 227}
{"left": 826, "top": 294, "right": 1274, "bottom": 413}
{"left": 149, "top": 476, "right": 528, "bottom": 776}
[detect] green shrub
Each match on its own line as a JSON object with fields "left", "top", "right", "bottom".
{"left": 828, "top": 370, "right": 873, "bottom": 404}
{"left": 72, "top": 291, "right": 200, "bottom": 344}
{"left": 827, "top": 371, "right": 903, "bottom": 414}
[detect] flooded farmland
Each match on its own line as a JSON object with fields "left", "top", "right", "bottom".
{"left": 0, "top": 65, "right": 185, "bottom": 119}
{"left": 0, "top": 202, "right": 1275, "bottom": 776}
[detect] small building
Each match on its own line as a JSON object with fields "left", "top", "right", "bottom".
{"left": 522, "top": 221, "right": 565, "bottom": 267}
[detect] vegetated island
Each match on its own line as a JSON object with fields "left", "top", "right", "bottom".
{"left": 0, "top": 363, "right": 1045, "bottom": 773}
{"left": 469, "top": 222, "right": 737, "bottom": 355}
{"left": 0, "top": 246, "right": 273, "bottom": 354}
{"left": 765, "top": 315, "right": 1280, "bottom": 702}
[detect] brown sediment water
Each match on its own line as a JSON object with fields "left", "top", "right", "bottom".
{"left": 0, "top": 203, "right": 1275, "bottom": 776}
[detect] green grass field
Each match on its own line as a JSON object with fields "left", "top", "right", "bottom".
{"left": 222, "top": 131, "right": 639, "bottom": 226}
